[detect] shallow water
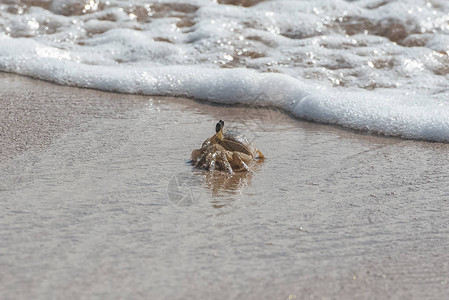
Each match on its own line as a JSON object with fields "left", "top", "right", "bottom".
{"left": 1, "top": 0, "right": 449, "bottom": 141}
{"left": 1, "top": 74, "right": 449, "bottom": 299}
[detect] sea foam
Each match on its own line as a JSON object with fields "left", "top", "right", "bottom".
{"left": 0, "top": 0, "right": 448, "bottom": 142}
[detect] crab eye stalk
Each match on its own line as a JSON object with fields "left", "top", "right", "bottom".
{"left": 216, "top": 120, "right": 224, "bottom": 133}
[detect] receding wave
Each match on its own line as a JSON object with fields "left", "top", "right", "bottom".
{"left": 0, "top": 0, "right": 448, "bottom": 142}
{"left": 1, "top": 35, "right": 448, "bottom": 142}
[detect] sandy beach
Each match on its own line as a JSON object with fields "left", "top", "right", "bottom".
{"left": 1, "top": 73, "right": 449, "bottom": 299}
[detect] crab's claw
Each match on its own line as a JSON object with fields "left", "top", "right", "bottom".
{"left": 190, "top": 149, "right": 202, "bottom": 164}
{"left": 255, "top": 149, "right": 265, "bottom": 160}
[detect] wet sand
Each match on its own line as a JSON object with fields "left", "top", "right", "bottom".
{"left": 1, "top": 73, "right": 449, "bottom": 299}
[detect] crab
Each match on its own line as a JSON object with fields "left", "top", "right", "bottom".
{"left": 190, "top": 120, "right": 264, "bottom": 174}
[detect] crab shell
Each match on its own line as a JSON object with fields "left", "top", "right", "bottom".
{"left": 219, "top": 130, "right": 264, "bottom": 159}
{"left": 191, "top": 130, "right": 264, "bottom": 174}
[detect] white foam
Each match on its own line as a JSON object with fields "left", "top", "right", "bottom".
{"left": 1, "top": 0, "right": 449, "bottom": 142}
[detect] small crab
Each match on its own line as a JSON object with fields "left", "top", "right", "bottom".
{"left": 191, "top": 120, "right": 264, "bottom": 174}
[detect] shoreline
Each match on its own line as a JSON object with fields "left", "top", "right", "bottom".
{"left": 1, "top": 73, "right": 449, "bottom": 299}
{"left": 1, "top": 71, "right": 444, "bottom": 146}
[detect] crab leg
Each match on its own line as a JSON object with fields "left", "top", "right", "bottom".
{"left": 231, "top": 152, "right": 250, "bottom": 172}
